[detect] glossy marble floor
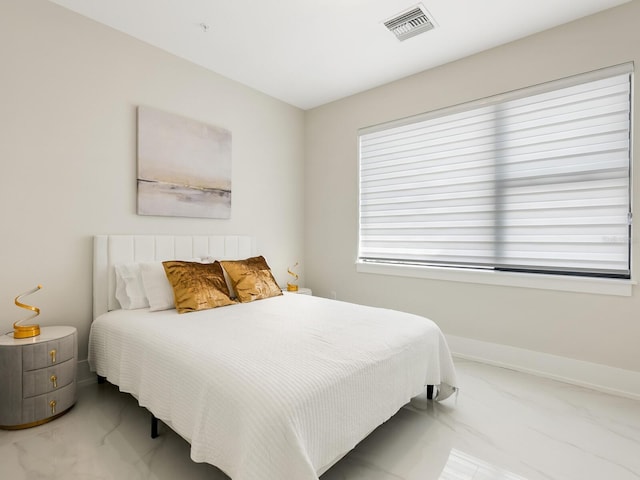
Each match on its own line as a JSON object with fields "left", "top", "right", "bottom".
{"left": 1, "top": 359, "right": 638, "bottom": 480}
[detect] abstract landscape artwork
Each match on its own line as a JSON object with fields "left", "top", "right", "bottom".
{"left": 137, "top": 106, "right": 232, "bottom": 219}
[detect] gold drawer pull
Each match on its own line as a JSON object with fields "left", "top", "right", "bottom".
{"left": 49, "top": 400, "right": 56, "bottom": 415}
{"left": 49, "top": 349, "right": 57, "bottom": 364}
{"left": 50, "top": 375, "right": 57, "bottom": 388}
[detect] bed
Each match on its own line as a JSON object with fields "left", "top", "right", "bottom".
{"left": 88, "top": 234, "right": 457, "bottom": 480}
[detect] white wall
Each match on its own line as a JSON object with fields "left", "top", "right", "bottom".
{"left": 0, "top": 0, "right": 305, "bottom": 362}
{"left": 304, "top": 1, "right": 640, "bottom": 373}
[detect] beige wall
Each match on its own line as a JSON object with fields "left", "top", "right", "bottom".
{"left": 0, "top": 0, "right": 305, "bottom": 361}
{"left": 304, "top": 1, "right": 640, "bottom": 372}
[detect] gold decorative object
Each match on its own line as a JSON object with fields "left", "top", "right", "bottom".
{"left": 287, "top": 262, "right": 299, "bottom": 292}
{"left": 13, "top": 285, "right": 42, "bottom": 339}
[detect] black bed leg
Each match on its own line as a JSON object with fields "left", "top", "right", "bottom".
{"left": 426, "top": 385, "right": 435, "bottom": 400}
{"left": 151, "top": 415, "right": 159, "bottom": 439}
{"left": 97, "top": 375, "right": 106, "bottom": 384}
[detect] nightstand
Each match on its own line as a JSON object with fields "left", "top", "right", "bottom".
{"left": 286, "top": 287, "right": 312, "bottom": 295}
{"left": 0, "top": 326, "right": 77, "bottom": 429}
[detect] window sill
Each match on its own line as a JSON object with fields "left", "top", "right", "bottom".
{"left": 356, "top": 261, "right": 634, "bottom": 297}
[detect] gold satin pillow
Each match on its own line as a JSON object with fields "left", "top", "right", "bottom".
{"left": 220, "top": 256, "right": 282, "bottom": 303}
{"left": 162, "top": 261, "right": 236, "bottom": 314}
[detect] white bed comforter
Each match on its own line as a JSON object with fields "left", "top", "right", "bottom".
{"left": 88, "top": 293, "right": 457, "bottom": 480}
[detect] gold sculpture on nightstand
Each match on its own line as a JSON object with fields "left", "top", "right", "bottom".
{"left": 13, "top": 285, "right": 42, "bottom": 339}
{"left": 287, "top": 262, "right": 299, "bottom": 292}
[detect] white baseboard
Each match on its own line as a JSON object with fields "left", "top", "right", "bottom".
{"left": 76, "top": 359, "right": 95, "bottom": 386}
{"left": 445, "top": 334, "right": 640, "bottom": 401}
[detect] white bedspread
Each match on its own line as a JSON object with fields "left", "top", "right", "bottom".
{"left": 88, "top": 293, "right": 457, "bottom": 480}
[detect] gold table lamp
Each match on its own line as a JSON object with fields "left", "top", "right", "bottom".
{"left": 13, "top": 285, "right": 42, "bottom": 339}
{"left": 287, "top": 262, "right": 299, "bottom": 292}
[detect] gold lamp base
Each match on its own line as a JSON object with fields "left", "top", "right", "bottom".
{"left": 13, "top": 324, "right": 40, "bottom": 339}
{"left": 287, "top": 283, "right": 299, "bottom": 292}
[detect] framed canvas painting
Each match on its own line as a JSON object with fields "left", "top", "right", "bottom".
{"left": 137, "top": 106, "right": 232, "bottom": 219}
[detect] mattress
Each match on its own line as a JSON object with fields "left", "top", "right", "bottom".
{"left": 88, "top": 292, "right": 457, "bottom": 480}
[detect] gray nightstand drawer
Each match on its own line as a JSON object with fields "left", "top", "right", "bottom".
{"left": 23, "top": 358, "right": 76, "bottom": 398}
{"left": 21, "top": 381, "right": 76, "bottom": 424}
{"left": 22, "top": 334, "right": 75, "bottom": 371}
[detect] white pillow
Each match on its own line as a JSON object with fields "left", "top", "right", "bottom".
{"left": 139, "top": 261, "right": 175, "bottom": 311}
{"left": 114, "top": 263, "right": 149, "bottom": 310}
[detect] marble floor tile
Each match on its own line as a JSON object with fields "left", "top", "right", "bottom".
{"left": 1, "top": 359, "right": 638, "bottom": 479}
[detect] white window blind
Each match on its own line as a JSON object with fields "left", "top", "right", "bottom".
{"left": 359, "top": 65, "right": 632, "bottom": 279}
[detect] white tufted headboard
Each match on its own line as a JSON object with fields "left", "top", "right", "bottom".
{"left": 93, "top": 235, "right": 256, "bottom": 319}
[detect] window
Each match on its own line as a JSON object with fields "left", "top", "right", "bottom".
{"left": 358, "top": 64, "right": 632, "bottom": 282}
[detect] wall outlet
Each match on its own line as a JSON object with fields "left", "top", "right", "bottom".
{"left": 330, "top": 291, "right": 337, "bottom": 300}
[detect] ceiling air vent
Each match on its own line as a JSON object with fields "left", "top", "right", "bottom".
{"left": 384, "top": 5, "right": 435, "bottom": 41}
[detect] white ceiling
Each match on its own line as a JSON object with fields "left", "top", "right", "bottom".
{"left": 49, "top": 0, "right": 630, "bottom": 110}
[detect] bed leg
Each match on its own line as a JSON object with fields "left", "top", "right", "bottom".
{"left": 151, "top": 414, "right": 159, "bottom": 439}
{"left": 97, "top": 375, "right": 106, "bottom": 384}
{"left": 426, "top": 385, "right": 435, "bottom": 400}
